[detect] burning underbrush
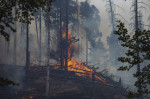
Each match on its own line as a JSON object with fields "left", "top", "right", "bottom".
{"left": 0, "top": 28, "right": 125, "bottom": 99}
{"left": 60, "top": 29, "right": 108, "bottom": 84}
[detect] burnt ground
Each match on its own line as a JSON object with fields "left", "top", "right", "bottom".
{"left": 0, "top": 64, "right": 127, "bottom": 99}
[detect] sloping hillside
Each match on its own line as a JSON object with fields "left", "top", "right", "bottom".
{"left": 0, "top": 65, "right": 127, "bottom": 99}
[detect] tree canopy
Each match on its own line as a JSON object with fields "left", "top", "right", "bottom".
{"left": 0, "top": 0, "right": 54, "bottom": 41}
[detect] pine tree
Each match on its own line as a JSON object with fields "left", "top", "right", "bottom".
{"left": 114, "top": 21, "right": 150, "bottom": 98}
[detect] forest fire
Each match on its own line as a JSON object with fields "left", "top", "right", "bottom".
{"left": 62, "top": 29, "right": 107, "bottom": 84}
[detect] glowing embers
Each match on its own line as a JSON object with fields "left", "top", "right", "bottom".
{"left": 68, "top": 58, "right": 93, "bottom": 78}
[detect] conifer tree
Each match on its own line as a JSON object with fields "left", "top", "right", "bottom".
{"left": 114, "top": 21, "right": 150, "bottom": 98}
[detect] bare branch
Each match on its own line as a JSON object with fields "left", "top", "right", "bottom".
{"left": 114, "top": 14, "right": 129, "bottom": 24}
{"left": 138, "top": 1, "right": 150, "bottom": 7}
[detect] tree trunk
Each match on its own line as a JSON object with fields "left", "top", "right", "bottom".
{"left": 86, "top": 32, "right": 88, "bottom": 65}
{"left": 26, "top": 12, "right": 30, "bottom": 70}
{"left": 65, "top": 0, "right": 68, "bottom": 71}
{"left": 109, "top": 0, "right": 115, "bottom": 32}
{"left": 39, "top": 8, "right": 42, "bottom": 65}
{"left": 14, "top": 1, "right": 17, "bottom": 65}
{"left": 46, "top": 17, "right": 50, "bottom": 99}
{"left": 59, "top": 4, "right": 63, "bottom": 69}
{"left": 7, "top": 29, "right": 10, "bottom": 55}
{"left": 35, "top": 16, "right": 39, "bottom": 43}
{"left": 135, "top": 0, "right": 143, "bottom": 99}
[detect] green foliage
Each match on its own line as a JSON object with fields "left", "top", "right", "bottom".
{"left": 0, "top": 77, "right": 19, "bottom": 87}
{"left": 114, "top": 21, "right": 150, "bottom": 97}
{"left": 0, "top": 0, "right": 54, "bottom": 41}
{"left": 0, "top": 0, "right": 54, "bottom": 86}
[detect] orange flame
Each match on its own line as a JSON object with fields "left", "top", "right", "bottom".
{"left": 61, "top": 28, "right": 107, "bottom": 84}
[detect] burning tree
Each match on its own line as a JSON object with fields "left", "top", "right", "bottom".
{"left": 44, "top": 0, "right": 109, "bottom": 83}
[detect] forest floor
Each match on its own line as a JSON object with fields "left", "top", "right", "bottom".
{"left": 0, "top": 64, "right": 128, "bottom": 99}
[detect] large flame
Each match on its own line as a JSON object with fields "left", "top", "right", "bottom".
{"left": 62, "top": 28, "right": 108, "bottom": 84}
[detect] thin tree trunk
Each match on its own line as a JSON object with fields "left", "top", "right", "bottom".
{"left": 46, "top": 19, "right": 50, "bottom": 99}
{"left": 135, "top": 0, "right": 140, "bottom": 82}
{"left": 134, "top": 1, "right": 143, "bottom": 98}
{"left": 39, "top": 8, "right": 42, "bottom": 65}
{"left": 14, "top": 1, "right": 17, "bottom": 65}
{"left": 14, "top": 24, "right": 17, "bottom": 65}
{"left": 35, "top": 16, "right": 39, "bottom": 42}
{"left": 7, "top": 30, "right": 10, "bottom": 55}
{"left": 148, "top": 16, "right": 150, "bottom": 29}
{"left": 86, "top": 32, "right": 88, "bottom": 65}
{"left": 135, "top": 0, "right": 142, "bottom": 99}
{"left": 59, "top": 4, "right": 63, "bottom": 69}
{"left": 109, "top": 0, "right": 115, "bottom": 32}
{"left": 46, "top": 62, "right": 50, "bottom": 99}
{"left": 45, "top": 2, "right": 51, "bottom": 97}
{"left": 20, "top": 18, "right": 23, "bottom": 40}
{"left": 81, "top": 35, "right": 82, "bottom": 61}
{"left": 26, "top": 12, "right": 30, "bottom": 70}
{"left": 65, "top": 0, "right": 68, "bottom": 71}
{"left": 76, "top": 0, "right": 80, "bottom": 61}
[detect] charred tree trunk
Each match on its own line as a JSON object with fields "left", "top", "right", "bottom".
{"left": 35, "top": 15, "right": 39, "bottom": 43}
{"left": 65, "top": 0, "right": 68, "bottom": 71}
{"left": 39, "top": 8, "right": 42, "bottom": 65}
{"left": 46, "top": 17, "right": 50, "bottom": 99}
{"left": 5, "top": 38, "right": 7, "bottom": 54}
{"left": 26, "top": 12, "right": 30, "bottom": 70}
{"left": 14, "top": 2, "right": 17, "bottom": 65}
{"left": 46, "top": 61, "right": 50, "bottom": 99}
{"left": 56, "top": 8, "right": 59, "bottom": 64}
{"left": 86, "top": 33, "right": 88, "bottom": 65}
{"left": 20, "top": 16, "right": 23, "bottom": 42}
{"left": 135, "top": 0, "right": 140, "bottom": 84}
{"left": 59, "top": 4, "right": 63, "bottom": 69}
{"left": 44, "top": 2, "right": 51, "bottom": 97}
{"left": 92, "top": 72, "right": 95, "bottom": 81}
{"left": 76, "top": 0, "right": 80, "bottom": 60}
{"left": 109, "top": 0, "right": 115, "bottom": 32}
{"left": 6, "top": 29, "right": 10, "bottom": 55}
{"left": 7, "top": 38, "right": 10, "bottom": 55}
{"left": 135, "top": 0, "right": 138, "bottom": 31}
{"left": 13, "top": 24, "right": 17, "bottom": 65}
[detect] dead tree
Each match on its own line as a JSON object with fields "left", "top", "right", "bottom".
{"left": 108, "top": 0, "right": 116, "bottom": 31}
{"left": 138, "top": 11, "right": 144, "bottom": 30}
{"left": 105, "top": 0, "right": 118, "bottom": 69}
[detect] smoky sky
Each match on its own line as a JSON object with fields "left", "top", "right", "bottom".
{"left": 89, "top": 0, "right": 150, "bottom": 49}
